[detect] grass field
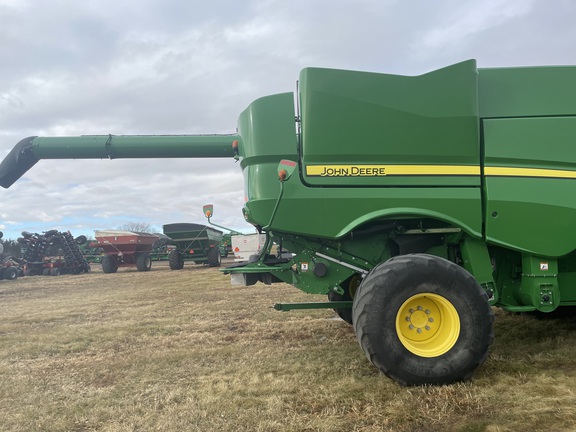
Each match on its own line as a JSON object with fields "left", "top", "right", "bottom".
{"left": 2, "top": 261, "right": 576, "bottom": 431}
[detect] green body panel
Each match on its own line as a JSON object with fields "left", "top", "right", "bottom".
{"left": 236, "top": 88, "right": 482, "bottom": 239}
{"left": 5, "top": 60, "right": 576, "bottom": 313}
{"left": 483, "top": 117, "right": 576, "bottom": 257}
{"left": 299, "top": 60, "right": 480, "bottom": 187}
{"left": 236, "top": 92, "right": 300, "bottom": 229}
{"left": 478, "top": 65, "right": 576, "bottom": 117}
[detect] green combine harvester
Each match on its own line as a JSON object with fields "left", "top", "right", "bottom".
{"left": 2, "top": 59, "right": 576, "bottom": 386}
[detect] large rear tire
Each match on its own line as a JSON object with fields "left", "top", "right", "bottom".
{"left": 168, "top": 250, "right": 184, "bottom": 270}
{"left": 101, "top": 255, "right": 118, "bottom": 274}
{"left": 352, "top": 254, "right": 493, "bottom": 386}
{"left": 207, "top": 246, "right": 221, "bottom": 267}
{"left": 136, "top": 253, "right": 152, "bottom": 272}
{"left": 3, "top": 267, "right": 18, "bottom": 280}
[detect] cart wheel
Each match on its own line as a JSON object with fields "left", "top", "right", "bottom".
{"left": 329, "top": 274, "right": 361, "bottom": 325}
{"left": 2, "top": 267, "right": 17, "bottom": 280}
{"left": 50, "top": 267, "right": 61, "bottom": 276}
{"left": 43, "top": 268, "right": 51, "bottom": 276}
{"left": 136, "top": 253, "right": 152, "bottom": 272}
{"left": 101, "top": 255, "right": 118, "bottom": 273}
{"left": 168, "top": 250, "right": 184, "bottom": 270}
{"left": 207, "top": 246, "right": 221, "bottom": 267}
{"left": 352, "top": 254, "right": 493, "bottom": 386}
{"left": 75, "top": 235, "right": 87, "bottom": 245}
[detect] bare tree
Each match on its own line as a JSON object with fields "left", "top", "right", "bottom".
{"left": 117, "top": 222, "right": 157, "bottom": 233}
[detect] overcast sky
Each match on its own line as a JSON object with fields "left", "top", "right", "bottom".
{"left": 1, "top": 0, "right": 575, "bottom": 241}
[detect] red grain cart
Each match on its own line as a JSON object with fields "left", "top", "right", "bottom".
{"left": 90, "top": 230, "right": 159, "bottom": 273}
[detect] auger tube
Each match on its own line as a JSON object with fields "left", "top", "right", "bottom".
{"left": 0, "top": 133, "right": 238, "bottom": 188}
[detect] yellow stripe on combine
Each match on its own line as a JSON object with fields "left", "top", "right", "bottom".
{"left": 305, "top": 165, "right": 576, "bottom": 179}
{"left": 305, "top": 165, "right": 480, "bottom": 177}
{"left": 484, "top": 167, "right": 576, "bottom": 179}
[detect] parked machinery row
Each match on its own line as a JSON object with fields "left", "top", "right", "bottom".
{"left": 17, "top": 230, "right": 90, "bottom": 276}
{"left": 0, "top": 231, "right": 22, "bottom": 281}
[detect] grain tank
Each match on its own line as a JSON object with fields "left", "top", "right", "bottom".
{"left": 3, "top": 59, "right": 576, "bottom": 386}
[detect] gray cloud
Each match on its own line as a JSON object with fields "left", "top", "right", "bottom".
{"left": 1, "top": 0, "right": 575, "bottom": 239}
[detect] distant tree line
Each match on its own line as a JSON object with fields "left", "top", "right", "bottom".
{"left": 117, "top": 222, "right": 158, "bottom": 234}
{"left": 0, "top": 238, "right": 22, "bottom": 257}
{"left": 114, "top": 222, "right": 167, "bottom": 253}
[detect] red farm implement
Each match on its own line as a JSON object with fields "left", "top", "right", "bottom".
{"left": 90, "top": 230, "right": 159, "bottom": 273}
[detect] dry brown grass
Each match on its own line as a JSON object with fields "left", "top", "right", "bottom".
{"left": 2, "top": 261, "right": 576, "bottom": 431}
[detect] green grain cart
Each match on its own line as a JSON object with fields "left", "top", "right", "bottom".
{"left": 2, "top": 59, "right": 575, "bottom": 386}
{"left": 163, "top": 223, "right": 223, "bottom": 269}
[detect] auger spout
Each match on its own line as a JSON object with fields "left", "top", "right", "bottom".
{"left": 0, "top": 133, "right": 238, "bottom": 188}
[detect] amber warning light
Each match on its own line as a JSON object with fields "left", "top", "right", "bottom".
{"left": 203, "top": 204, "right": 214, "bottom": 219}
{"left": 278, "top": 160, "right": 297, "bottom": 182}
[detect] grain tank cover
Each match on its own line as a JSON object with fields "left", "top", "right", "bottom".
{"left": 479, "top": 65, "right": 576, "bottom": 118}
{"left": 299, "top": 60, "right": 480, "bottom": 187}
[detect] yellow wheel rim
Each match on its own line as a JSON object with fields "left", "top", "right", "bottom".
{"left": 395, "top": 293, "right": 460, "bottom": 358}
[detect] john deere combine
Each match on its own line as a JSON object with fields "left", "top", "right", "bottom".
{"left": 2, "top": 59, "right": 576, "bottom": 386}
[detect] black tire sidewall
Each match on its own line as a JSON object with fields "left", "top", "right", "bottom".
{"left": 3, "top": 267, "right": 17, "bottom": 280}
{"left": 168, "top": 250, "right": 184, "bottom": 270}
{"left": 207, "top": 247, "right": 221, "bottom": 267}
{"left": 328, "top": 288, "right": 354, "bottom": 325}
{"left": 136, "top": 254, "right": 152, "bottom": 271}
{"left": 101, "top": 255, "right": 118, "bottom": 273}
{"left": 353, "top": 254, "right": 493, "bottom": 385}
